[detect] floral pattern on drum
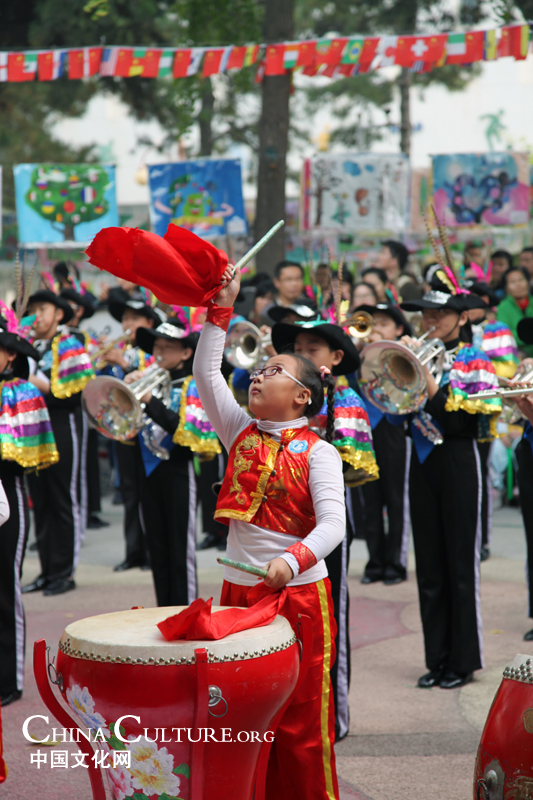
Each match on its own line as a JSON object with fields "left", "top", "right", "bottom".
{"left": 65, "top": 682, "right": 189, "bottom": 800}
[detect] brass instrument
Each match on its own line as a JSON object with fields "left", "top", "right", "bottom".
{"left": 90, "top": 330, "right": 132, "bottom": 370}
{"left": 224, "top": 321, "right": 271, "bottom": 370}
{"left": 359, "top": 327, "right": 445, "bottom": 414}
{"left": 81, "top": 359, "right": 170, "bottom": 441}
{"left": 467, "top": 366, "right": 533, "bottom": 417}
{"left": 342, "top": 311, "right": 373, "bottom": 341}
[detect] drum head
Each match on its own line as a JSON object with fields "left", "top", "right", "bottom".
{"left": 59, "top": 607, "right": 296, "bottom": 666}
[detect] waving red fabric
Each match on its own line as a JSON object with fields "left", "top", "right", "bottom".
{"left": 157, "top": 583, "right": 287, "bottom": 641}
{"left": 85, "top": 224, "right": 229, "bottom": 307}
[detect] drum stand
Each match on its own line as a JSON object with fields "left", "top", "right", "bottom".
{"left": 33, "top": 614, "right": 312, "bottom": 800}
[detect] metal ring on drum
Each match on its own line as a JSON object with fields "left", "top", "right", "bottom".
{"left": 33, "top": 606, "right": 312, "bottom": 800}
{"left": 473, "top": 654, "right": 533, "bottom": 800}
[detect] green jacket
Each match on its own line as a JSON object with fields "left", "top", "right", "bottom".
{"left": 497, "top": 294, "right": 533, "bottom": 357}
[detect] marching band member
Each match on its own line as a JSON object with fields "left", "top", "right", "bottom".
{"left": 194, "top": 265, "right": 345, "bottom": 800}
{"left": 466, "top": 280, "right": 518, "bottom": 560}
{"left": 510, "top": 318, "right": 533, "bottom": 641}
{"left": 106, "top": 297, "right": 166, "bottom": 572}
{"left": 128, "top": 317, "right": 220, "bottom": 606}
{"left": 60, "top": 286, "right": 108, "bottom": 531}
{"left": 0, "top": 304, "right": 58, "bottom": 705}
{"left": 271, "top": 317, "right": 378, "bottom": 742}
{"left": 351, "top": 303, "right": 412, "bottom": 586}
{"left": 399, "top": 274, "right": 501, "bottom": 689}
{"left": 23, "top": 289, "right": 94, "bottom": 596}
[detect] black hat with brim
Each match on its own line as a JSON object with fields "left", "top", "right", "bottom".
{"left": 462, "top": 281, "right": 500, "bottom": 308}
{"left": 26, "top": 290, "right": 74, "bottom": 325}
{"left": 517, "top": 318, "right": 533, "bottom": 345}
{"left": 272, "top": 320, "right": 360, "bottom": 375}
{"left": 136, "top": 319, "right": 197, "bottom": 354}
{"left": 60, "top": 288, "right": 96, "bottom": 320}
{"left": 355, "top": 303, "right": 412, "bottom": 336}
{"left": 401, "top": 289, "right": 485, "bottom": 313}
{"left": 108, "top": 298, "right": 166, "bottom": 327}
{"left": 267, "top": 302, "right": 318, "bottom": 325}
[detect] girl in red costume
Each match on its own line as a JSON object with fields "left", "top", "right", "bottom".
{"left": 193, "top": 266, "right": 344, "bottom": 800}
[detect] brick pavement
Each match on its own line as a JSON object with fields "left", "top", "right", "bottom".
{"left": 1, "top": 499, "right": 531, "bottom": 800}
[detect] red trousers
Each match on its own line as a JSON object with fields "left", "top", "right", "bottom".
{"left": 221, "top": 578, "right": 340, "bottom": 800}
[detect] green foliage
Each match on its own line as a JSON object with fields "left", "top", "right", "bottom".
{"left": 173, "top": 763, "right": 190, "bottom": 778}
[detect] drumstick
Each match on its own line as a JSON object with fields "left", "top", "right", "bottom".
{"left": 217, "top": 557, "right": 268, "bottom": 578}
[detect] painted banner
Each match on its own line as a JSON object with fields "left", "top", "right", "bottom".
{"left": 432, "top": 152, "right": 530, "bottom": 227}
{"left": 300, "top": 153, "right": 410, "bottom": 233}
{"left": 148, "top": 159, "right": 248, "bottom": 238}
{"left": 14, "top": 163, "right": 118, "bottom": 247}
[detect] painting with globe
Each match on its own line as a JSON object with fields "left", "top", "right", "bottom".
{"left": 13, "top": 163, "right": 119, "bottom": 247}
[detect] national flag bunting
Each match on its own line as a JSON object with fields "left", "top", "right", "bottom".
{"left": 100, "top": 47, "right": 120, "bottom": 76}
{"left": 375, "top": 36, "right": 398, "bottom": 68}
{"left": 202, "top": 47, "right": 232, "bottom": 77}
{"left": 115, "top": 48, "right": 162, "bottom": 78}
{"left": 358, "top": 37, "right": 379, "bottom": 72}
{"left": 341, "top": 38, "right": 364, "bottom": 65}
{"left": 283, "top": 44, "right": 300, "bottom": 70}
{"left": 173, "top": 47, "right": 204, "bottom": 78}
{"left": 157, "top": 49, "right": 174, "bottom": 77}
{"left": 226, "top": 44, "right": 259, "bottom": 69}
{"left": 0, "top": 53, "right": 7, "bottom": 83}
{"left": 446, "top": 31, "right": 484, "bottom": 64}
{"left": 507, "top": 24, "right": 531, "bottom": 60}
{"left": 38, "top": 50, "right": 67, "bottom": 81}
{"left": 265, "top": 44, "right": 286, "bottom": 76}
{"left": 68, "top": 47, "right": 102, "bottom": 79}
{"left": 395, "top": 35, "right": 446, "bottom": 67}
{"left": 314, "top": 38, "right": 347, "bottom": 66}
{"left": 483, "top": 29, "right": 497, "bottom": 61}
{"left": 297, "top": 41, "right": 316, "bottom": 67}
{"left": 8, "top": 52, "right": 38, "bottom": 82}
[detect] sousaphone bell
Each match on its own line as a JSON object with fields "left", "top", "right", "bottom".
{"left": 81, "top": 360, "right": 170, "bottom": 441}
{"left": 359, "top": 328, "right": 445, "bottom": 414}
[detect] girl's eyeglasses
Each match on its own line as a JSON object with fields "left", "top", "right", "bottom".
{"left": 249, "top": 365, "right": 308, "bottom": 392}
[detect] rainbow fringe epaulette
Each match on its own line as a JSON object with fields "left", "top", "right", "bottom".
{"left": 313, "top": 384, "right": 379, "bottom": 485}
{"left": 481, "top": 321, "right": 519, "bottom": 378}
{"left": 446, "top": 344, "right": 502, "bottom": 438}
{"left": 173, "top": 375, "right": 221, "bottom": 457}
{"left": 0, "top": 379, "right": 58, "bottom": 469}
{"left": 51, "top": 333, "right": 95, "bottom": 399}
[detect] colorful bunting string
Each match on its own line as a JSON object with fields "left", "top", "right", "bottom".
{"left": 0, "top": 24, "right": 530, "bottom": 84}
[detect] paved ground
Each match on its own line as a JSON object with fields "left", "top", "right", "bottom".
{"left": 2, "top": 496, "right": 531, "bottom": 800}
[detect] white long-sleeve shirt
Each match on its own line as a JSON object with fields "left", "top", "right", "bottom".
{"left": 193, "top": 321, "right": 346, "bottom": 586}
{"left": 0, "top": 480, "right": 10, "bottom": 528}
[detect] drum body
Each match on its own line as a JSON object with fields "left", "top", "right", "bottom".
{"left": 55, "top": 607, "right": 299, "bottom": 800}
{"left": 474, "top": 654, "right": 533, "bottom": 800}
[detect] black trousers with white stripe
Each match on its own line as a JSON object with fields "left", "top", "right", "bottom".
{"left": 362, "top": 419, "right": 410, "bottom": 581}
{"left": 116, "top": 440, "right": 148, "bottom": 566}
{"left": 27, "top": 408, "right": 82, "bottom": 583}
{"left": 141, "top": 456, "right": 197, "bottom": 607}
{"left": 515, "top": 438, "right": 533, "bottom": 617}
{"left": 0, "top": 473, "right": 29, "bottom": 698}
{"left": 477, "top": 440, "right": 493, "bottom": 548}
{"left": 409, "top": 438, "right": 483, "bottom": 675}
{"left": 325, "top": 497, "right": 354, "bottom": 741}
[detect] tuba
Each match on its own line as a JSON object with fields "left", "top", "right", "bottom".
{"left": 224, "top": 321, "right": 271, "bottom": 370}
{"left": 81, "top": 359, "right": 170, "bottom": 441}
{"left": 359, "top": 327, "right": 445, "bottom": 414}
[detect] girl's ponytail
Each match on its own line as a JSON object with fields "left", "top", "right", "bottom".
{"left": 324, "top": 376, "right": 336, "bottom": 444}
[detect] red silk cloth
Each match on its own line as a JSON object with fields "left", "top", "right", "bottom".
{"left": 85, "top": 224, "right": 229, "bottom": 307}
{"left": 158, "top": 583, "right": 287, "bottom": 641}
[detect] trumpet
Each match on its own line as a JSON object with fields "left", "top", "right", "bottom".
{"left": 467, "top": 365, "right": 533, "bottom": 409}
{"left": 359, "top": 327, "right": 445, "bottom": 414}
{"left": 224, "top": 321, "right": 271, "bottom": 370}
{"left": 342, "top": 311, "right": 373, "bottom": 341}
{"left": 90, "top": 331, "right": 132, "bottom": 370}
{"left": 81, "top": 359, "right": 170, "bottom": 441}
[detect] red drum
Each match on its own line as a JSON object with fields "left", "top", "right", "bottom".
{"left": 35, "top": 606, "right": 303, "bottom": 800}
{"left": 474, "top": 654, "right": 533, "bottom": 800}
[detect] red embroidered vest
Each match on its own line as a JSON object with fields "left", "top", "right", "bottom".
{"left": 215, "top": 423, "right": 320, "bottom": 537}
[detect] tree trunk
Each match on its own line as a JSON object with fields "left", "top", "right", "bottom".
{"left": 254, "top": 0, "right": 294, "bottom": 275}
{"left": 198, "top": 78, "right": 214, "bottom": 157}
{"left": 63, "top": 222, "right": 76, "bottom": 241}
{"left": 398, "top": 68, "right": 412, "bottom": 157}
